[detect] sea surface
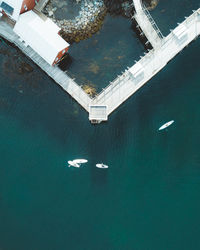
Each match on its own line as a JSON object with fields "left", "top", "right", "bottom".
{"left": 1, "top": 0, "right": 200, "bottom": 249}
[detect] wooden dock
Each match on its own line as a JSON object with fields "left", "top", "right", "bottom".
{"left": 0, "top": 0, "right": 200, "bottom": 123}
{"left": 0, "top": 18, "right": 91, "bottom": 112}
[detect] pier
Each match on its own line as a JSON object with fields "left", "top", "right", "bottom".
{"left": 0, "top": 0, "right": 200, "bottom": 123}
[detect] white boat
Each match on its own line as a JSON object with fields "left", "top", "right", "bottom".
{"left": 96, "top": 163, "right": 109, "bottom": 169}
{"left": 158, "top": 120, "right": 174, "bottom": 131}
{"left": 73, "top": 159, "right": 88, "bottom": 164}
{"left": 68, "top": 160, "right": 80, "bottom": 168}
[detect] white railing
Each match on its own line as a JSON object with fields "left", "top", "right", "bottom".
{"left": 142, "top": 3, "right": 164, "bottom": 39}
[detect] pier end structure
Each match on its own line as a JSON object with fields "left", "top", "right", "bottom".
{"left": 89, "top": 105, "right": 108, "bottom": 124}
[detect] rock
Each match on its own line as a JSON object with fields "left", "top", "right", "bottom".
{"left": 82, "top": 84, "right": 97, "bottom": 97}
{"left": 48, "top": 11, "right": 53, "bottom": 17}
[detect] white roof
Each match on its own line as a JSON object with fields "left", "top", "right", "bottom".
{"left": 129, "top": 62, "right": 143, "bottom": 77}
{"left": 14, "top": 11, "right": 69, "bottom": 65}
{"left": 89, "top": 105, "right": 108, "bottom": 121}
{"left": 0, "top": 0, "right": 23, "bottom": 21}
{"left": 173, "top": 24, "right": 187, "bottom": 39}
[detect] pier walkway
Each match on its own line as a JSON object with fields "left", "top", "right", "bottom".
{"left": 0, "top": 18, "right": 91, "bottom": 112}
{"left": 133, "top": 0, "right": 163, "bottom": 48}
{"left": 0, "top": 0, "right": 200, "bottom": 123}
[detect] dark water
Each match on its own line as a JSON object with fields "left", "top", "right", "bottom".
{"left": 150, "top": 0, "right": 200, "bottom": 35}
{"left": 1, "top": 1, "right": 200, "bottom": 249}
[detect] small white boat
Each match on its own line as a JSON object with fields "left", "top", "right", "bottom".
{"left": 73, "top": 159, "right": 88, "bottom": 164}
{"left": 96, "top": 163, "right": 109, "bottom": 169}
{"left": 68, "top": 160, "right": 80, "bottom": 168}
{"left": 158, "top": 120, "right": 174, "bottom": 131}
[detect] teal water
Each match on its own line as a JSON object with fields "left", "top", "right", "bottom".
{"left": 1, "top": 1, "right": 200, "bottom": 249}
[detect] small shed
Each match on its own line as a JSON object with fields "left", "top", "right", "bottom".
{"left": 129, "top": 62, "right": 144, "bottom": 82}
{"left": 173, "top": 24, "right": 187, "bottom": 41}
{"left": 13, "top": 10, "right": 70, "bottom": 65}
{"left": 89, "top": 105, "right": 108, "bottom": 123}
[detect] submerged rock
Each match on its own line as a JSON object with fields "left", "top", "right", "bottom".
{"left": 82, "top": 84, "right": 97, "bottom": 97}
{"left": 18, "top": 62, "right": 33, "bottom": 74}
{"left": 144, "top": 0, "right": 159, "bottom": 10}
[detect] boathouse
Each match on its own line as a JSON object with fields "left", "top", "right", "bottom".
{"left": 13, "top": 10, "right": 70, "bottom": 65}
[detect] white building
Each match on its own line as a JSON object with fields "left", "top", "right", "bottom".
{"left": 14, "top": 10, "right": 70, "bottom": 65}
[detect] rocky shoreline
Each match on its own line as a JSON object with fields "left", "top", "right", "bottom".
{"left": 42, "top": 0, "right": 159, "bottom": 43}
{"left": 44, "top": 0, "right": 107, "bottom": 43}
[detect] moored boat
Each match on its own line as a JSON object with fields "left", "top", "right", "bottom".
{"left": 96, "top": 163, "right": 108, "bottom": 169}
{"left": 158, "top": 120, "right": 174, "bottom": 131}
{"left": 73, "top": 159, "right": 88, "bottom": 164}
{"left": 68, "top": 160, "right": 80, "bottom": 168}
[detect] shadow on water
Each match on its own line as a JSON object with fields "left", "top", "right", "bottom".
{"left": 131, "top": 19, "right": 153, "bottom": 51}
{"left": 91, "top": 165, "right": 109, "bottom": 187}
{"left": 58, "top": 54, "right": 73, "bottom": 72}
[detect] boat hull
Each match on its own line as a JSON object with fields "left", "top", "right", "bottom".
{"left": 158, "top": 120, "right": 174, "bottom": 131}
{"left": 73, "top": 159, "right": 88, "bottom": 164}
{"left": 96, "top": 163, "right": 108, "bottom": 169}
{"left": 68, "top": 161, "right": 80, "bottom": 168}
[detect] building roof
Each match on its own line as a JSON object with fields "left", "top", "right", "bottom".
{"left": 0, "top": 0, "right": 23, "bottom": 21}
{"left": 89, "top": 105, "right": 108, "bottom": 121}
{"left": 13, "top": 10, "right": 70, "bottom": 65}
{"left": 130, "top": 62, "right": 143, "bottom": 77}
{"left": 173, "top": 24, "right": 187, "bottom": 39}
